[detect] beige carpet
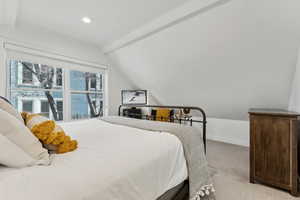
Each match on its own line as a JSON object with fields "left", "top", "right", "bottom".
{"left": 207, "top": 140, "right": 299, "bottom": 200}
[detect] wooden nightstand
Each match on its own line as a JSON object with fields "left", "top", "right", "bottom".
{"left": 249, "top": 109, "right": 300, "bottom": 196}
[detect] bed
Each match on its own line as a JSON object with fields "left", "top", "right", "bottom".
{"left": 0, "top": 105, "right": 214, "bottom": 200}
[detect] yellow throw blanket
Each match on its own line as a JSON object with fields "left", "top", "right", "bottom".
{"left": 22, "top": 112, "right": 78, "bottom": 154}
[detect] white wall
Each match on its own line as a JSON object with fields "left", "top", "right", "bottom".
{"left": 107, "top": 0, "right": 300, "bottom": 121}
{"left": 107, "top": 61, "right": 135, "bottom": 115}
{"left": 107, "top": 56, "right": 161, "bottom": 115}
{"left": 207, "top": 118, "right": 249, "bottom": 146}
{"left": 0, "top": 23, "right": 134, "bottom": 114}
{"left": 0, "top": 24, "right": 107, "bottom": 64}
{"left": 192, "top": 117, "right": 249, "bottom": 147}
{"left": 288, "top": 50, "right": 300, "bottom": 112}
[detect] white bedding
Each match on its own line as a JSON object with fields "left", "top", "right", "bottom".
{"left": 0, "top": 119, "right": 187, "bottom": 200}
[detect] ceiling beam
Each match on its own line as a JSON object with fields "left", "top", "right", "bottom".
{"left": 0, "top": 0, "right": 19, "bottom": 27}
{"left": 102, "top": 0, "right": 230, "bottom": 54}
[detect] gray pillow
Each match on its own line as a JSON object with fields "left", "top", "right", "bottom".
{"left": 0, "top": 96, "right": 11, "bottom": 104}
{"left": 0, "top": 97, "right": 24, "bottom": 122}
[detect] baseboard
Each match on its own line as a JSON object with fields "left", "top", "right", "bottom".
{"left": 193, "top": 117, "right": 249, "bottom": 147}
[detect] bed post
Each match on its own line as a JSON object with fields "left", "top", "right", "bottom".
{"left": 118, "top": 105, "right": 122, "bottom": 116}
{"left": 203, "top": 120, "right": 207, "bottom": 154}
{"left": 194, "top": 106, "right": 207, "bottom": 154}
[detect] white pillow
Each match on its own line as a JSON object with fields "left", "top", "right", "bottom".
{"left": 0, "top": 109, "right": 50, "bottom": 167}
{"left": 0, "top": 135, "right": 36, "bottom": 167}
{"left": 0, "top": 98, "right": 23, "bottom": 122}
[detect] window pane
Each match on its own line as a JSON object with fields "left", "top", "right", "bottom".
{"left": 22, "top": 100, "right": 33, "bottom": 112}
{"left": 40, "top": 100, "right": 50, "bottom": 118}
{"left": 41, "top": 101, "right": 49, "bottom": 112}
{"left": 56, "top": 68, "right": 63, "bottom": 87}
{"left": 22, "top": 62, "right": 33, "bottom": 84}
{"left": 70, "top": 70, "right": 103, "bottom": 91}
{"left": 71, "top": 93, "right": 103, "bottom": 120}
{"left": 56, "top": 101, "right": 63, "bottom": 121}
{"left": 10, "top": 90, "right": 63, "bottom": 121}
{"left": 10, "top": 60, "right": 63, "bottom": 90}
{"left": 90, "top": 74, "right": 96, "bottom": 89}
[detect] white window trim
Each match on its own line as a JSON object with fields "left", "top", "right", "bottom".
{"left": 5, "top": 43, "right": 109, "bottom": 121}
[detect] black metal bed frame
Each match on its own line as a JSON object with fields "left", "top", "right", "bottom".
{"left": 118, "top": 105, "right": 207, "bottom": 153}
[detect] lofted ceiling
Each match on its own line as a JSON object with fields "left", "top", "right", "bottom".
{"left": 15, "top": 0, "right": 189, "bottom": 46}
{"left": 108, "top": 0, "right": 300, "bottom": 120}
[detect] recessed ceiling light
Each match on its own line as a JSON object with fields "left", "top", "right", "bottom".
{"left": 81, "top": 17, "right": 91, "bottom": 24}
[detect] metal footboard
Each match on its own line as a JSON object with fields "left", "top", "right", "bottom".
{"left": 118, "top": 105, "right": 207, "bottom": 153}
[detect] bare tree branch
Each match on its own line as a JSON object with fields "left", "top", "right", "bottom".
{"left": 44, "top": 91, "right": 59, "bottom": 120}
{"left": 85, "top": 72, "right": 99, "bottom": 117}
{"left": 21, "top": 62, "right": 59, "bottom": 121}
{"left": 33, "top": 64, "right": 42, "bottom": 82}
{"left": 21, "top": 62, "right": 38, "bottom": 76}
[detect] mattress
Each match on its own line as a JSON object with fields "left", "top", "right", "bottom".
{"left": 0, "top": 119, "right": 188, "bottom": 200}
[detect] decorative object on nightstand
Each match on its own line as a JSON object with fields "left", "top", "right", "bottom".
{"left": 175, "top": 108, "right": 191, "bottom": 120}
{"left": 248, "top": 108, "right": 300, "bottom": 196}
{"left": 121, "top": 90, "right": 147, "bottom": 105}
{"left": 121, "top": 90, "right": 146, "bottom": 119}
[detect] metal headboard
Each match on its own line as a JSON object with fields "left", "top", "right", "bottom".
{"left": 118, "top": 105, "right": 207, "bottom": 153}
{"left": 0, "top": 96, "right": 12, "bottom": 105}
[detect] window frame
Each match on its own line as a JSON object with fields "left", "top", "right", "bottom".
{"left": 6, "top": 58, "right": 107, "bottom": 122}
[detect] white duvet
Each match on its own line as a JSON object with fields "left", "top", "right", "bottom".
{"left": 0, "top": 119, "right": 187, "bottom": 200}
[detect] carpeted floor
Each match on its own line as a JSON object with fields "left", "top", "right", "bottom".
{"left": 207, "top": 140, "right": 299, "bottom": 200}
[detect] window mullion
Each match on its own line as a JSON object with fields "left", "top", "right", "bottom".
{"left": 104, "top": 69, "right": 108, "bottom": 116}
{"left": 69, "top": 90, "right": 103, "bottom": 94}
{"left": 63, "top": 69, "right": 71, "bottom": 121}
{"left": 10, "top": 88, "right": 63, "bottom": 92}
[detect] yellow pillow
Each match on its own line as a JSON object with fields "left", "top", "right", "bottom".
{"left": 22, "top": 112, "right": 78, "bottom": 154}
{"left": 156, "top": 109, "right": 171, "bottom": 122}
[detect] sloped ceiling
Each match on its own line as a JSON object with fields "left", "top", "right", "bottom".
{"left": 107, "top": 0, "right": 300, "bottom": 120}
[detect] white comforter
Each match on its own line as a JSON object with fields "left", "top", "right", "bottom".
{"left": 0, "top": 119, "right": 187, "bottom": 200}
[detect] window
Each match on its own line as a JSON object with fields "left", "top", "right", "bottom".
{"left": 22, "top": 100, "right": 33, "bottom": 112}
{"left": 70, "top": 70, "right": 104, "bottom": 120}
{"left": 56, "top": 68, "right": 63, "bottom": 87}
{"left": 40, "top": 100, "right": 50, "bottom": 118}
{"left": 21, "top": 62, "right": 33, "bottom": 84}
{"left": 90, "top": 74, "right": 97, "bottom": 89}
{"left": 9, "top": 60, "right": 105, "bottom": 121}
{"left": 57, "top": 101, "right": 63, "bottom": 121}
